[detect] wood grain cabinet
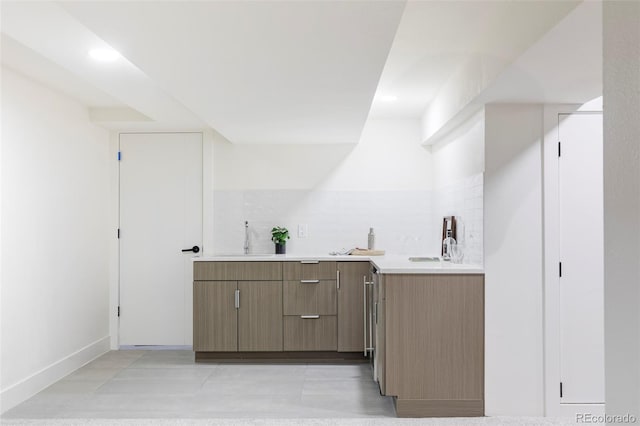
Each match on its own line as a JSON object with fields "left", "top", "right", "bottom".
{"left": 282, "top": 261, "right": 338, "bottom": 351}
{"left": 283, "top": 280, "right": 336, "bottom": 315}
{"left": 283, "top": 316, "right": 337, "bottom": 351}
{"left": 282, "top": 260, "right": 337, "bottom": 280}
{"left": 193, "top": 281, "right": 238, "bottom": 352}
{"left": 237, "top": 281, "right": 283, "bottom": 351}
{"left": 377, "top": 273, "right": 485, "bottom": 417}
{"left": 193, "top": 262, "right": 283, "bottom": 352}
{"left": 193, "top": 260, "right": 485, "bottom": 417}
{"left": 336, "top": 262, "right": 370, "bottom": 352}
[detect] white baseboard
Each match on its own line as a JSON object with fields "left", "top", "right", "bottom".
{"left": 0, "top": 335, "right": 110, "bottom": 414}
{"left": 555, "top": 403, "right": 605, "bottom": 418}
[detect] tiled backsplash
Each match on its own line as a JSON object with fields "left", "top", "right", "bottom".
{"left": 212, "top": 176, "right": 483, "bottom": 265}
{"left": 213, "top": 190, "right": 437, "bottom": 256}
{"left": 433, "top": 173, "right": 484, "bottom": 265}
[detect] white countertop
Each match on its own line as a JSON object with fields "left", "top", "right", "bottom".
{"left": 192, "top": 254, "right": 483, "bottom": 274}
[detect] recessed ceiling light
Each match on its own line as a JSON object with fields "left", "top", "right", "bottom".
{"left": 378, "top": 95, "right": 398, "bottom": 102}
{"left": 89, "top": 48, "right": 121, "bottom": 62}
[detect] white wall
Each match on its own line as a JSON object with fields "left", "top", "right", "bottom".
{"left": 430, "top": 109, "right": 485, "bottom": 265}
{"left": 211, "top": 118, "right": 438, "bottom": 256}
{"left": 1, "top": 67, "right": 111, "bottom": 412}
{"left": 484, "top": 104, "right": 545, "bottom": 415}
{"left": 603, "top": 1, "right": 640, "bottom": 420}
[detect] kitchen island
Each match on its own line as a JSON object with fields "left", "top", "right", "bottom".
{"left": 192, "top": 255, "right": 484, "bottom": 417}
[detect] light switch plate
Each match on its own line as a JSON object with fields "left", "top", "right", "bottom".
{"left": 298, "top": 224, "right": 308, "bottom": 238}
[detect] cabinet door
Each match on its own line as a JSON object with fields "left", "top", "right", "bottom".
{"left": 384, "top": 274, "right": 484, "bottom": 401}
{"left": 238, "top": 281, "right": 283, "bottom": 351}
{"left": 337, "top": 262, "right": 370, "bottom": 352}
{"left": 193, "top": 281, "right": 237, "bottom": 351}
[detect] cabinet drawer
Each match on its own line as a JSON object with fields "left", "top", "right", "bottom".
{"left": 283, "top": 280, "right": 337, "bottom": 315}
{"left": 194, "top": 262, "right": 282, "bottom": 281}
{"left": 282, "top": 261, "right": 337, "bottom": 280}
{"left": 283, "top": 315, "right": 337, "bottom": 351}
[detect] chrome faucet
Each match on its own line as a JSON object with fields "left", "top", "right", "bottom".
{"left": 244, "top": 221, "right": 250, "bottom": 254}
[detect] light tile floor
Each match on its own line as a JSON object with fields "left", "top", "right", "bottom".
{"left": 2, "top": 350, "right": 396, "bottom": 420}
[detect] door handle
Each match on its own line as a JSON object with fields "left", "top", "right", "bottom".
{"left": 181, "top": 246, "right": 200, "bottom": 253}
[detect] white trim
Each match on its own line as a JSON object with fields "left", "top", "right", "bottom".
{"left": 0, "top": 336, "right": 110, "bottom": 413}
{"left": 109, "top": 131, "right": 120, "bottom": 350}
{"left": 557, "top": 404, "right": 605, "bottom": 418}
{"left": 202, "top": 129, "right": 215, "bottom": 257}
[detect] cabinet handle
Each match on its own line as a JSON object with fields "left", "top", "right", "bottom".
{"left": 234, "top": 289, "right": 240, "bottom": 309}
{"left": 337, "top": 270, "right": 340, "bottom": 289}
{"left": 301, "top": 315, "right": 320, "bottom": 319}
{"left": 300, "top": 280, "right": 319, "bottom": 284}
{"left": 300, "top": 260, "right": 319, "bottom": 264}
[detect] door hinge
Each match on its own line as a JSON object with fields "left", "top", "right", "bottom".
{"left": 560, "top": 382, "right": 563, "bottom": 398}
{"left": 117, "top": 306, "right": 120, "bottom": 317}
{"left": 117, "top": 228, "right": 120, "bottom": 239}
{"left": 559, "top": 261, "right": 562, "bottom": 277}
{"left": 558, "top": 141, "right": 561, "bottom": 157}
{"left": 117, "top": 151, "right": 122, "bottom": 161}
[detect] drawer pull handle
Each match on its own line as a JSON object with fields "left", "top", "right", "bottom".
{"left": 301, "top": 315, "right": 320, "bottom": 319}
{"left": 300, "top": 280, "right": 320, "bottom": 284}
{"left": 300, "top": 260, "right": 319, "bottom": 264}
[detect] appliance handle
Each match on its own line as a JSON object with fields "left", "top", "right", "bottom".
{"left": 363, "top": 275, "right": 367, "bottom": 356}
{"left": 369, "top": 281, "right": 373, "bottom": 354}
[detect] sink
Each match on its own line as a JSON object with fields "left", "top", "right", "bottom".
{"left": 216, "top": 254, "right": 276, "bottom": 257}
{"left": 408, "top": 256, "right": 440, "bottom": 262}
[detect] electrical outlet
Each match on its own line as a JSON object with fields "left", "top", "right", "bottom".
{"left": 298, "top": 224, "right": 308, "bottom": 238}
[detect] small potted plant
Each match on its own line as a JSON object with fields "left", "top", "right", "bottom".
{"left": 271, "top": 226, "right": 290, "bottom": 254}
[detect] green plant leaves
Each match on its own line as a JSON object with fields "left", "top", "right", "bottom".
{"left": 271, "top": 226, "right": 290, "bottom": 244}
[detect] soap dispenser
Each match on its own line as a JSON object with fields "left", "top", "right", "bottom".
{"left": 367, "top": 228, "right": 375, "bottom": 250}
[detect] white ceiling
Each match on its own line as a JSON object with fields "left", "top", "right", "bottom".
{"left": 368, "top": 0, "right": 582, "bottom": 118}
{"left": 1, "top": 33, "right": 123, "bottom": 109}
{"left": 1, "top": 1, "right": 597, "bottom": 144}
{"left": 478, "top": 0, "right": 602, "bottom": 105}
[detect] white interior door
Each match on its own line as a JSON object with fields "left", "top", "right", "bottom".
{"left": 558, "top": 113, "right": 604, "bottom": 403}
{"left": 119, "top": 132, "right": 202, "bottom": 346}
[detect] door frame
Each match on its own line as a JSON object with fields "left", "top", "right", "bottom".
{"left": 542, "top": 102, "right": 604, "bottom": 416}
{"left": 108, "top": 130, "right": 214, "bottom": 349}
